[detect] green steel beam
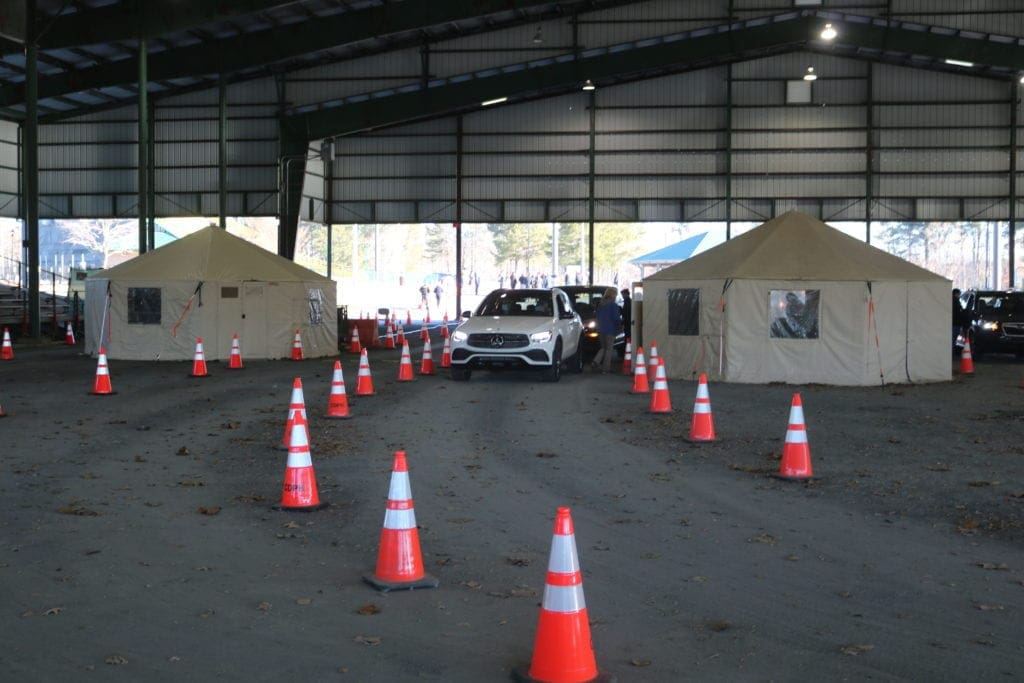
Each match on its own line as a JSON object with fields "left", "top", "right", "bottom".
{"left": 2, "top": 0, "right": 562, "bottom": 107}
{"left": 37, "top": 0, "right": 292, "bottom": 49}
{"left": 277, "top": 108, "right": 306, "bottom": 259}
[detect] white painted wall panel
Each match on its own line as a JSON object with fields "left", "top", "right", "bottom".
{"left": 597, "top": 152, "right": 719, "bottom": 175}
{"left": 732, "top": 151, "right": 866, "bottom": 174}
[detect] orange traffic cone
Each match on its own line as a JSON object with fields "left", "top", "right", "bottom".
{"left": 425, "top": 311, "right": 432, "bottom": 324}
{"left": 630, "top": 346, "right": 649, "bottom": 394}
{"left": 396, "top": 325, "right": 406, "bottom": 350}
{"left": 189, "top": 337, "right": 210, "bottom": 377}
{"left": 325, "top": 360, "right": 352, "bottom": 419}
{"left": 649, "top": 357, "right": 671, "bottom": 413}
{"left": 383, "top": 321, "right": 396, "bottom": 349}
{"left": 959, "top": 339, "right": 975, "bottom": 375}
{"left": 621, "top": 338, "right": 632, "bottom": 375}
{"left": 356, "top": 349, "right": 375, "bottom": 395}
{"left": 406, "top": 311, "right": 412, "bottom": 327}
{"left": 441, "top": 312, "right": 450, "bottom": 338}
{"left": 777, "top": 393, "right": 813, "bottom": 480}
{"left": 1, "top": 327, "right": 13, "bottom": 360}
{"left": 279, "top": 377, "right": 307, "bottom": 451}
{"left": 647, "top": 342, "right": 659, "bottom": 382}
{"left": 227, "top": 333, "right": 243, "bottom": 369}
{"left": 64, "top": 321, "right": 75, "bottom": 345}
{"left": 349, "top": 325, "right": 361, "bottom": 353}
{"left": 419, "top": 332, "right": 435, "bottom": 375}
{"left": 687, "top": 373, "right": 716, "bottom": 442}
{"left": 291, "top": 329, "right": 304, "bottom": 360}
{"left": 397, "top": 340, "right": 415, "bottom": 381}
{"left": 514, "top": 507, "right": 608, "bottom": 683}
{"left": 363, "top": 450, "right": 438, "bottom": 591}
{"left": 272, "top": 411, "right": 327, "bottom": 511}
{"left": 420, "top": 321, "right": 429, "bottom": 341}
{"left": 0, "top": 401, "right": 6, "bottom": 417}
{"left": 440, "top": 334, "right": 452, "bottom": 368}
{"left": 90, "top": 346, "right": 115, "bottom": 395}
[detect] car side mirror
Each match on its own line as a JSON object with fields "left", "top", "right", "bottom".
{"left": 559, "top": 311, "right": 575, "bottom": 320}
{"left": 461, "top": 310, "right": 472, "bottom": 318}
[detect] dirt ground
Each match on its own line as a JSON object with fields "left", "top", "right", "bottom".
{"left": 2, "top": 336, "right": 1023, "bottom": 681}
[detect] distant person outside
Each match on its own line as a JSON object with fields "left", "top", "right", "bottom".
{"left": 419, "top": 283, "right": 430, "bottom": 310}
{"left": 591, "top": 287, "right": 622, "bottom": 374}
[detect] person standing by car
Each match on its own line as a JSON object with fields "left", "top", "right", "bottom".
{"left": 620, "top": 288, "right": 632, "bottom": 341}
{"left": 592, "top": 287, "right": 622, "bottom": 374}
{"left": 952, "top": 288, "right": 965, "bottom": 348}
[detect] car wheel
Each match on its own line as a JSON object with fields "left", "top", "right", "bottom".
{"left": 567, "top": 337, "right": 584, "bottom": 374}
{"left": 451, "top": 366, "right": 471, "bottom": 381}
{"left": 543, "top": 341, "right": 562, "bottom": 382}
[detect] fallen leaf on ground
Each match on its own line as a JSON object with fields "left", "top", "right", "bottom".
{"left": 839, "top": 644, "right": 874, "bottom": 656}
{"left": 296, "top": 598, "right": 312, "bottom": 606}
{"left": 704, "top": 619, "right": 731, "bottom": 632}
{"left": 968, "top": 481, "right": 999, "bottom": 487}
{"left": 630, "top": 659, "right": 651, "bottom": 667}
{"left": 178, "top": 480, "right": 205, "bottom": 487}
{"left": 176, "top": 447, "right": 190, "bottom": 456}
{"left": 197, "top": 506, "right": 221, "bottom": 515}
{"left": 57, "top": 504, "right": 99, "bottom": 516}
{"left": 354, "top": 635, "right": 381, "bottom": 646}
{"left": 506, "top": 557, "right": 531, "bottom": 566}
{"left": 356, "top": 604, "right": 380, "bottom": 615}
{"left": 256, "top": 602, "right": 272, "bottom": 612}
{"left": 749, "top": 534, "right": 778, "bottom": 545}
{"left": 534, "top": 452, "right": 557, "bottom": 458}
{"left": 104, "top": 655, "right": 128, "bottom": 665}
{"left": 975, "top": 562, "right": 1009, "bottom": 571}
{"left": 43, "top": 606, "right": 63, "bottom": 616}
{"left": 975, "top": 603, "right": 1005, "bottom": 611}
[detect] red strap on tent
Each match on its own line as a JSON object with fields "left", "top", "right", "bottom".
{"left": 866, "top": 286, "right": 885, "bottom": 386}
{"left": 171, "top": 282, "right": 203, "bottom": 338}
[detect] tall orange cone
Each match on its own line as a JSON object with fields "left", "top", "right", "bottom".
{"left": 363, "top": 450, "right": 438, "bottom": 591}
{"left": 1, "top": 327, "right": 12, "bottom": 360}
{"left": 189, "top": 337, "right": 210, "bottom": 377}
{"left": 356, "top": 348, "right": 375, "bottom": 395}
{"left": 396, "top": 324, "right": 406, "bottom": 350}
{"left": 440, "top": 334, "right": 452, "bottom": 368}
{"left": 325, "top": 360, "right": 352, "bottom": 419}
{"left": 291, "top": 329, "right": 304, "bottom": 360}
{"left": 90, "top": 346, "right": 115, "bottom": 395}
{"left": 647, "top": 342, "right": 659, "bottom": 382}
{"left": 64, "top": 321, "right": 75, "bottom": 345}
{"left": 419, "top": 331, "right": 435, "bottom": 375}
{"left": 279, "top": 377, "right": 307, "bottom": 451}
{"left": 397, "top": 340, "right": 415, "bottom": 381}
{"left": 630, "top": 346, "right": 649, "bottom": 394}
{"left": 777, "top": 393, "right": 813, "bottom": 480}
{"left": 441, "top": 312, "right": 450, "bottom": 338}
{"left": 383, "top": 321, "right": 396, "bottom": 349}
{"left": 349, "top": 325, "right": 361, "bottom": 353}
{"left": 687, "top": 373, "right": 716, "bottom": 442}
{"left": 649, "top": 357, "right": 672, "bottom": 413}
{"left": 621, "top": 338, "right": 632, "bottom": 375}
{"left": 514, "top": 507, "right": 609, "bottom": 683}
{"left": 959, "top": 338, "right": 975, "bottom": 375}
{"left": 227, "top": 333, "right": 243, "bottom": 369}
{"left": 272, "top": 412, "right": 327, "bottom": 511}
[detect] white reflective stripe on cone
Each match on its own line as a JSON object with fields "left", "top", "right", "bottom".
{"left": 383, "top": 507, "right": 417, "bottom": 529}
{"left": 547, "top": 534, "right": 580, "bottom": 573}
{"left": 696, "top": 383, "right": 710, "bottom": 399}
{"left": 387, "top": 472, "right": 412, "bottom": 501}
{"left": 788, "top": 405, "right": 805, "bottom": 425}
{"left": 786, "top": 427, "right": 808, "bottom": 444}
{"left": 693, "top": 401, "right": 711, "bottom": 414}
{"left": 542, "top": 583, "right": 586, "bottom": 613}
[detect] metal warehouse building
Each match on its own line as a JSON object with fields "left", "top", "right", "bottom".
{"left": 1, "top": 0, "right": 1022, "bottom": 329}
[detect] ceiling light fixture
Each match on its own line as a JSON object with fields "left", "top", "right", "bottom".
{"left": 820, "top": 23, "right": 837, "bottom": 40}
{"left": 944, "top": 58, "right": 974, "bottom": 67}
{"left": 481, "top": 96, "right": 508, "bottom": 107}
{"left": 582, "top": 79, "right": 596, "bottom": 91}
{"left": 803, "top": 66, "right": 817, "bottom": 81}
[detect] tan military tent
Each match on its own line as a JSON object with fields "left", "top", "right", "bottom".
{"left": 85, "top": 226, "right": 337, "bottom": 360}
{"left": 642, "top": 211, "right": 950, "bottom": 385}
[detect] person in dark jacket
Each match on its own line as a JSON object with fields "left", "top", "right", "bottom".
{"left": 592, "top": 287, "right": 622, "bottom": 374}
{"left": 620, "top": 288, "right": 632, "bottom": 341}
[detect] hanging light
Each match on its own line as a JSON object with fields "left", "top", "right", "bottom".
{"left": 481, "top": 96, "right": 508, "bottom": 107}
{"left": 1019, "top": 73, "right": 1024, "bottom": 84}
{"left": 582, "top": 79, "right": 596, "bottom": 91}
{"left": 944, "top": 58, "right": 974, "bottom": 67}
{"left": 803, "top": 66, "right": 817, "bottom": 81}
{"left": 820, "top": 23, "right": 837, "bottom": 40}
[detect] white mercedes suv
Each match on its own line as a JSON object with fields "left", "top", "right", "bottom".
{"left": 449, "top": 288, "right": 584, "bottom": 382}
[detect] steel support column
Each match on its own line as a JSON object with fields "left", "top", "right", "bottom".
{"left": 455, "top": 115, "right": 463, "bottom": 317}
{"left": 324, "top": 139, "right": 333, "bottom": 278}
{"left": 276, "top": 75, "right": 305, "bottom": 259}
{"left": 587, "top": 89, "right": 595, "bottom": 286}
{"left": 1010, "top": 82, "right": 1018, "bottom": 288}
{"left": 219, "top": 72, "right": 227, "bottom": 228}
{"left": 147, "top": 99, "right": 156, "bottom": 249}
{"left": 725, "top": 63, "right": 733, "bottom": 239}
{"left": 866, "top": 63, "right": 874, "bottom": 244}
{"left": 137, "top": 38, "right": 148, "bottom": 253}
{"left": 23, "top": 2, "right": 39, "bottom": 338}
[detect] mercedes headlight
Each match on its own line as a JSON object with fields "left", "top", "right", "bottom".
{"left": 981, "top": 322, "right": 999, "bottom": 331}
{"left": 530, "top": 330, "right": 552, "bottom": 344}
{"left": 452, "top": 330, "right": 468, "bottom": 342}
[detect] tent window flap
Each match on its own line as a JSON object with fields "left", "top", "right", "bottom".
{"left": 127, "top": 287, "right": 161, "bottom": 325}
{"left": 770, "top": 289, "right": 820, "bottom": 339}
{"left": 308, "top": 288, "right": 325, "bottom": 325}
{"left": 668, "top": 288, "right": 700, "bottom": 336}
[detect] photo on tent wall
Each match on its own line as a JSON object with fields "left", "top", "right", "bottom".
{"left": 770, "top": 289, "right": 819, "bottom": 339}
{"left": 667, "top": 288, "right": 700, "bottom": 336}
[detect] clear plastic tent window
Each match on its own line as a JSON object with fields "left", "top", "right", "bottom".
{"left": 770, "top": 289, "right": 820, "bottom": 339}
{"left": 668, "top": 288, "right": 700, "bottom": 336}
{"left": 308, "top": 289, "right": 325, "bottom": 325}
{"left": 127, "top": 287, "right": 161, "bottom": 325}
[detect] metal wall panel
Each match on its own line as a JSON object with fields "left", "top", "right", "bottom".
{"left": 734, "top": 130, "right": 867, "bottom": 149}
{"left": 284, "top": 49, "right": 421, "bottom": 107}
{"left": 876, "top": 150, "right": 1008, "bottom": 173}
{"left": 464, "top": 153, "right": 587, "bottom": 176}
{"left": 597, "top": 131, "right": 724, "bottom": 151}
{"left": 733, "top": 175, "right": 868, "bottom": 198}
{"left": 732, "top": 150, "right": 866, "bottom": 173}
{"left": 597, "top": 151, "right": 719, "bottom": 175}
{"left": 877, "top": 174, "right": 1008, "bottom": 196}
{"left": 597, "top": 177, "right": 722, "bottom": 199}
{"left": 581, "top": 0, "right": 725, "bottom": 46}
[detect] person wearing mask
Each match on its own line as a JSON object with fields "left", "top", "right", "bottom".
{"left": 591, "top": 287, "right": 622, "bottom": 374}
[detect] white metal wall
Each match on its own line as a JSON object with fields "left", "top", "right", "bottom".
{"left": 0, "top": 120, "right": 17, "bottom": 217}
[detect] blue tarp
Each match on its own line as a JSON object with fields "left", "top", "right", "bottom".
{"left": 630, "top": 233, "right": 707, "bottom": 264}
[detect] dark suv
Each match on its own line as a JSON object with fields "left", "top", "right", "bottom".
{"left": 959, "top": 289, "right": 1024, "bottom": 357}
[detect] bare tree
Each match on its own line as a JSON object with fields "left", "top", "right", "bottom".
{"left": 61, "top": 219, "right": 137, "bottom": 268}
